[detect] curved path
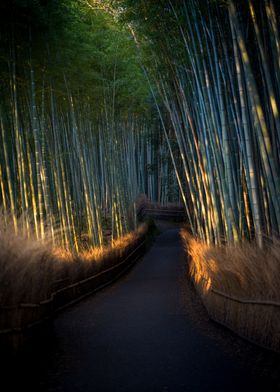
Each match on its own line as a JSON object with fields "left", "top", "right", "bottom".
{"left": 6, "top": 226, "right": 280, "bottom": 391}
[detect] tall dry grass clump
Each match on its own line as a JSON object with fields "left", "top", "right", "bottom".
{"left": 0, "top": 214, "right": 148, "bottom": 308}
{"left": 53, "top": 222, "right": 149, "bottom": 284}
{"left": 0, "top": 213, "right": 149, "bottom": 349}
{"left": 181, "top": 229, "right": 280, "bottom": 352}
{"left": 0, "top": 217, "right": 56, "bottom": 307}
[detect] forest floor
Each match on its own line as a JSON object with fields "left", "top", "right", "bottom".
{"left": 2, "top": 221, "right": 280, "bottom": 391}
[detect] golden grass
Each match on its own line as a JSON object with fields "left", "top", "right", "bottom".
{"left": 180, "top": 229, "right": 280, "bottom": 352}
{"left": 0, "top": 218, "right": 55, "bottom": 306}
{"left": 54, "top": 223, "right": 147, "bottom": 276}
{"left": 0, "top": 215, "right": 148, "bottom": 307}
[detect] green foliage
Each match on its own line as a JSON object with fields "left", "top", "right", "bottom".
{"left": 0, "top": 0, "right": 150, "bottom": 116}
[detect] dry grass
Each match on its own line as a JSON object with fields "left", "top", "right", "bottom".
{"left": 0, "top": 216, "right": 148, "bottom": 307}
{"left": 53, "top": 223, "right": 148, "bottom": 284}
{"left": 0, "top": 218, "right": 55, "bottom": 307}
{"left": 180, "top": 229, "right": 280, "bottom": 352}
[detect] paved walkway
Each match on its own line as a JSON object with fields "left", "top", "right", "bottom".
{"left": 5, "top": 227, "right": 279, "bottom": 391}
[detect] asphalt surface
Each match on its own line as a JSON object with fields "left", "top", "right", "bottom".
{"left": 4, "top": 224, "right": 280, "bottom": 391}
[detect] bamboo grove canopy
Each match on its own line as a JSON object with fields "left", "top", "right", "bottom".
{"left": 0, "top": 0, "right": 280, "bottom": 248}
{"left": 0, "top": 0, "right": 180, "bottom": 250}
{"left": 107, "top": 0, "right": 280, "bottom": 247}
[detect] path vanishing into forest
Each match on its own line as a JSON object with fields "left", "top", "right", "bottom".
{"left": 5, "top": 222, "right": 280, "bottom": 392}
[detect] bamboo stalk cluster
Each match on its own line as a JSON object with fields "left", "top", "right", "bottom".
{"left": 0, "top": 61, "right": 178, "bottom": 251}
{"left": 152, "top": 0, "right": 280, "bottom": 246}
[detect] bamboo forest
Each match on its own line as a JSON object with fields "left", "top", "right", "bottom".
{"left": 1, "top": 0, "right": 280, "bottom": 390}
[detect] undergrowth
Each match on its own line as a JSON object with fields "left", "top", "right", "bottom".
{"left": 0, "top": 216, "right": 148, "bottom": 307}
